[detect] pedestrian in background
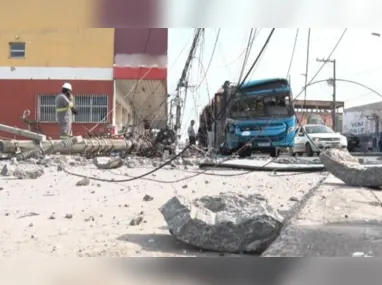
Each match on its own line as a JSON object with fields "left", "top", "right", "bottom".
{"left": 188, "top": 120, "right": 196, "bottom": 145}
{"left": 367, "top": 138, "right": 373, "bottom": 152}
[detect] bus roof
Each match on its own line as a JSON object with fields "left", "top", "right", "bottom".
{"left": 240, "top": 78, "right": 289, "bottom": 89}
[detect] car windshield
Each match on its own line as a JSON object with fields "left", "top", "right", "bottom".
{"left": 305, "top": 125, "right": 334, "bottom": 134}
{"left": 229, "top": 93, "right": 293, "bottom": 119}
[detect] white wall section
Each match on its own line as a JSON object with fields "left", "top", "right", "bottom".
{"left": 114, "top": 54, "right": 167, "bottom": 68}
{"left": 0, "top": 67, "right": 113, "bottom": 80}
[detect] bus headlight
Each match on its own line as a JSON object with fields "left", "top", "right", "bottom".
{"left": 287, "top": 126, "right": 295, "bottom": 134}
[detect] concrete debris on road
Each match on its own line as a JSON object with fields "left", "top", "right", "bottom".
{"left": 320, "top": 148, "right": 382, "bottom": 187}
{"left": 275, "top": 157, "right": 321, "bottom": 165}
{"left": 76, "top": 177, "right": 90, "bottom": 186}
{"left": 130, "top": 216, "right": 144, "bottom": 226}
{"left": 159, "top": 192, "right": 284, "bottom": 253}
{"left": 13, "top": 166, "right": 44, "bottom": 179}
{"left": 1, "top": 164, "right": 9, "bottom": 176}
{"left": 93, "top": 157, "right": 124, "bottom": 170}
{"left": 143, "top": 194, "right": 153, "bottom": 201}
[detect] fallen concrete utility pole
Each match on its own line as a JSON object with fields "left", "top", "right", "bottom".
{"left": 0, "top": 123, "right": 46, "bottom": 142}
{"left": 0, "top": 137, "right": 138, "bottom": 157}
{"left": 320, "top": 148, "right": 382, "bottom": 187}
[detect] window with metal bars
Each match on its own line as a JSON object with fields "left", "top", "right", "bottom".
{"left": 38, "top": 94, "right": 109, "bottom": 123}
{"left": 9, "top": 42, "right": 26, "bottom": 58}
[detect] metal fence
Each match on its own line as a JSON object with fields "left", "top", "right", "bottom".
{"left": 38, "top": 94, "right": 109, "bottom": 123}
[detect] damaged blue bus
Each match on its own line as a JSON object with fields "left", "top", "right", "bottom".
{"left": 217, "top": 78, "right": 297, "bottom": 157}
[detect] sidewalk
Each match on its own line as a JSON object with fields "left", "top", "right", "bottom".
{"left": 263, "top": 175, "right": 382, "bottom": 257}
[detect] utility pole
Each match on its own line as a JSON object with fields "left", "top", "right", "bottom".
{"left": 174, "top": 29, "right": 204, "bottom": 141}
{"left": 301, "top": 73, "right": 307, "bottom": 98}
{"left": 316, "top": 58, "right": 336, "bottom": 131}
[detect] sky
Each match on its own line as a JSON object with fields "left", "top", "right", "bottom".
{"left": 167, "top": 28, "right": 382, "bottom": 137}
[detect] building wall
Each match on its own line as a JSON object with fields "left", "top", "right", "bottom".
{"left": 344, "top": 101, "right": 382, "bottom": 136}
{"left": 113, "top": 28, "right": 168, "bottom": 127}
{"left": 0, "top": 28, "right": 116, "bottom": 140}
{"left": 0, "top": 80, "right": 114, "bottom": 140}
{"left": 296, "top": 112, "right": 333, "bottom": 127}
{"left": 296, "top": 111, "right": 343, "bottom": 132}
{"left": 114, "top": 28, "right": 167, "bottom": 69}
{"left": 0, "top": 0, "right": 96, "bottom": 28}
{"left": 0, "top": 29, "right": 114, "bottom": 68}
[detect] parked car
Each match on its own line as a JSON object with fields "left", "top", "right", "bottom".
{"left": 292, "top": 124, "right": 347, "bottom": 157}
{"left": 342, "top": 133, "right": 361, "bottom": 152}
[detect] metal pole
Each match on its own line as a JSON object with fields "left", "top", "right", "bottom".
{"left": 316, "top": 58, "right": 336, "bottom": 131}
{"left": 174, "top": 89, "right": 182, "bottom": 131}
{"left": 213, "top": 93, "right": 217, "bottom": 148}
{"left": 332, "top": 59, "right": 337, "bottom": 131}
{"left": 304, "top": 29, "right": 311, "bottom": 101}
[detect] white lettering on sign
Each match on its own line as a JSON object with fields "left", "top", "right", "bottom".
{"left": 343, "top": 111, "right": 375, "bottom": 135}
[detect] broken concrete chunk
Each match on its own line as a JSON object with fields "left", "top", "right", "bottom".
{"left": 159, "top": 192, "right": 284, "bottom": 253}
{"left": 126, "top": 162, "right": 136, "bottom": 168}
{"left": 76, "top": 177, "right": 90, "bottom": 186}
{"left": 320, "top": 148, "right": 382, "bottom": 187}
{"left": 93, "top": 157, "right": 124, "bottom": 170}
{"left": 289, "top": 197, "right": 299, "bottom": 202}
{"left": 13, "top": 166, "right": 44, "bottom": 179}
{"left": 130, "top": 216, "right": 144, "bottom": 226}
{"left": 143, "top": 194, "right": 154, "bottom": 201}
{"left": 1, "top": 164, "right": 9, "bottom": 176}
{"left": 64, "top": 214, "right": 73, "bottom": 219}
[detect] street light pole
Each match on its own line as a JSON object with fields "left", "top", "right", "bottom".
{"left": 316, "top": 58, "right": 337, "bottom": 131}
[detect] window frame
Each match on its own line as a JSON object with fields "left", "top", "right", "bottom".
{"left": 9, "top": 42, "right": 26, "bottom": 59}
{"left": 37, "top": 94, "right": 109, "bottom": 123}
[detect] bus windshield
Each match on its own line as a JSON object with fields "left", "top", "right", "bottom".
{"left": 229, "top": 93, "right": 293, "bottom": 119}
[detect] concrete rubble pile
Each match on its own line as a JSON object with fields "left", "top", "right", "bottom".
{"left": 320, "top": 148, "right": 382, "bottom": 187}
{"left": 159, "top": 192, "right": 284, "bottom": 253}
{"left": 0, "top": 154, "right": 90, "bottom": 179}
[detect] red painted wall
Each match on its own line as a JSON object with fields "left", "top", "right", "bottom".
{"left": 0, "top": 80, "right": 114, "bottom": 140}
{"left": 97, "top": 0, "right": 160, "bottom": 28}
{"left": 114, "top": 28, "right": 168, "bottom": 55}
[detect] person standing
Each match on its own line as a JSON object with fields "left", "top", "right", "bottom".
{"left": 379, "top": 136, "right": 382, "bottom": 152}
{"left": 367, "top": 137, "right": 373, "bottom": 152}
{"left": 188, "top": 120, "right": 196, "bottom": 145}
{"left": 55, "top": 82, "right": 78, "bottom": 139}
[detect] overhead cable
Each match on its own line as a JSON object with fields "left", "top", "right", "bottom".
{"left": 286, "top": 28, "right": 299, "bottom": 78}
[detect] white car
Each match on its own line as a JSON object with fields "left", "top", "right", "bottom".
{"left": 292, "top": 124, "right": 347, "bottom": 157}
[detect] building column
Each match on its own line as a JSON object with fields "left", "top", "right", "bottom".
{"left": 112, "top": 81, "right": 117, "bottom": 127}
{"left": 116, "top": 103, "right": 123, "bottom": 130}
{"left": 122, "top": 108, "right": 128, "bottom": 126}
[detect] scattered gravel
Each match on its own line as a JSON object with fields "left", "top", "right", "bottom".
{"left": 0, "top": 154, "right": 325, "bottom": 257}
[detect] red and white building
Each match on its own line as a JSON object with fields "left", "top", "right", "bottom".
{"left": 0, "top": 28, "right": 168, "bottom": 139}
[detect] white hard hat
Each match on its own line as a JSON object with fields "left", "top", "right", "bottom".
{"left": 62, "top": 82, "right": 72, "bottom": 91}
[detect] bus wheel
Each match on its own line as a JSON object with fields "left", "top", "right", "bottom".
{"left": 238, "top": 147, "right": 252, "bottom": 158}
{"left": 270, "top": 148, "right": 279, "bottom": 158}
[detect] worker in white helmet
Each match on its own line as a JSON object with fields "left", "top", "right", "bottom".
{"left": 55, "top": 82, "right": 78, "bottom": 139}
